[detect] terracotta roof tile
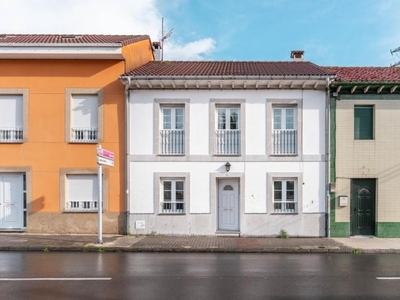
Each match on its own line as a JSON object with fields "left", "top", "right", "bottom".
{"left": 124, "top": 61, "right": 331, "bottom": 77}
{"left": 324, "top": 66, "right": 400, "bottom": 83}
{"left": 0, "top": 34, "right": 150, "bottom": 46}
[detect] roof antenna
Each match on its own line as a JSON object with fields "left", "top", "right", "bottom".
{"left": 390, "top": 46, "right": 400, "bottom": 67}
{"left": 161, "top": 17, "right": 173, "bottom": 61}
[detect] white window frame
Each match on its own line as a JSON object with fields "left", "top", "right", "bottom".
{"left": 267, "top": 99, "right": 302, "bottom": 158}
{"left": 60, "top": 168, "right": 108, "bottom": 213}
{"left": 153, "top": 99, "right": 190, "bottom": 155}
{"left": 161, "top": 179, "right": 185, "bottom": 214}
{"left": 0, "top": 89, "right": 28, "bottom": 143}
{"left": 65, "top": 88, "right": 103, "bottom": 143}
{"left": 267, "top": 173, "right": 302, "bottom": 214}
{"left": 272, "top": 179, "right": 297, "bottom": 213}
{"left": 154, "top": 172, "right": 190, "bottom": 215}
{"left": 209, "top": 99, "right": 245, "bottom": 156}
{"left": 160, "top": 106, "right": 185, "bottom": 154}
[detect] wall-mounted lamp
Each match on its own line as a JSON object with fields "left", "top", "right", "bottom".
{"left": 225, "top": 162, "right": 231, "bottom": 172}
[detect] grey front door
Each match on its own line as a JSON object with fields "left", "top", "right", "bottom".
{"left": 218, "top": 179, "right": 239, "bottom": 231}
{"left": 351, "top": 179, "right": 376, "bottom": 236}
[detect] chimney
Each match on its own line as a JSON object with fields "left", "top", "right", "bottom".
{"left": 290, "top": 50, "right": 304, "bottom": 62}
{"left": 152, "top": 41, "right": 162, "bottom": 61}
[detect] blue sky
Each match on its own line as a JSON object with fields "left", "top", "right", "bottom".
{"left": 1, "top": 0, "right": 399, "bottom": 66}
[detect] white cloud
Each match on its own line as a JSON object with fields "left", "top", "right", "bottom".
{"left": 164, "top": 38, "right": 216, "bottom": 61}
{"left": 0, "top": 0, "right": 216, "bottom": 60}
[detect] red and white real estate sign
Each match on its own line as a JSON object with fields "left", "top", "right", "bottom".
{"left": 97, "top": 147, "right": 114, "bottom": 167}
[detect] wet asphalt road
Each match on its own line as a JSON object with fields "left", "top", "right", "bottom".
{"left": 0, "top": 252, "right": 400, "bottom": 300}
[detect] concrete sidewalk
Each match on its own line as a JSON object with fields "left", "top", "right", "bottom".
{"left": 1, "top": 233, "right": 400, "bottom": 253}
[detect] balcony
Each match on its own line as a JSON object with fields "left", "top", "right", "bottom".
{"left": 0, "top": 128, "right": 23, "bottom": 143}
{"left": 71, "top": 128, "right": 98, "bottom": 143}
{"left": 273, "top": 202, "right": 297, "bottom": 213}
{"left": 160, "top": 129, "right": 185, "bottom": 154}
{"left": 216, "top": 129, "right": 240, "bottom": 155}
{"left": 66, "top": 200, "right": 98, "bottom": 212}
{"left": 160, "top": 202, "right": 185, "bottom": 214}
{"left": 272, "top": 129, "right": 297, "bottom": 155}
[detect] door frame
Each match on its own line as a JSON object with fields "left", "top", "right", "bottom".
{"left": 217, "top": 178, "right": 240, "bottom": 231}
{"left": 350, "top": 178, "right": 376, "bottom": 236}
{"left": 0, "top": 168, "right": 30, "bottom": 231}
{"left": 0, "top": 173, "right": 25, "bottom": 229}
{"left": 210, "top": 172, "right": 244, "bottom": 233}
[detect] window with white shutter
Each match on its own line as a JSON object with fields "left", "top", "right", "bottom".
{"left": 70, "top": 94, "right": 98, "bottom": 143}
{"left": 66, "top": 174, "right": 98, "bottom": 212}
{"left": 0, "top": 95, "right": 23, "bottom": 143}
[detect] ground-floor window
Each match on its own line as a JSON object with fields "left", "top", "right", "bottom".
{"left": 273, "top": 179, "right": 297, "bottom": 213}
{"left": 161, "top": 179, "right": 185, "bottom": 214}
{"left": 66, "top": 174, "right": 98, "bottom": 212}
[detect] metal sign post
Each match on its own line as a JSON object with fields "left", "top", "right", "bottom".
{"left": 96, "top": 145, "right": 114, "bottom": 244}
{"left": 98, "top": 158, "right": 103, "bottom": 244}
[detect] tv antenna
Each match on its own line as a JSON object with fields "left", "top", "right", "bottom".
{"left": 161, "top": 17, "right": 173, "bottom": 61}
{"left": 390, "top": 46, "right": 400, "bottom": 67}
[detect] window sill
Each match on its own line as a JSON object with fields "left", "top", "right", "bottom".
{"left": 158, "top": 213, "right": 186, "bottom": 216}
{"left": 63, "top": 211, "right": 99, "bottom": 213}
{"left": 269, "top": 154, "right": 298, "bottom": 157}
{"left": 0, "top": 141, "right": 23, "bottom": 144}
{"left": 271, "top": 213, "right": 299, "bottom": 215}
{"left": 157, "top": 154, "right": 186, "bottom": 156}
{"left": 213, "top": 154, "right": 241, "bottom": 157}
{"left": 69, "top": 141, "right": 98, "bottom": 144}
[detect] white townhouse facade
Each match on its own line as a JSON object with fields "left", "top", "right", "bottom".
{"left": 121, "top": 53, "right": 334, "bottom": 237}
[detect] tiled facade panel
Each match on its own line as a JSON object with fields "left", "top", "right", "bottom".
{"left": 336, "top": 99, "right": 400, "bottom": 223}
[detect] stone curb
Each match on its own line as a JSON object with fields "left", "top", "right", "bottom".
{"left": 2, "top": 245, "right": 396, "bottom": 254}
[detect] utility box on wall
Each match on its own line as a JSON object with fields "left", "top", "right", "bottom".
{"left": 338, "top": 195, "right": 348, "bottom": 207}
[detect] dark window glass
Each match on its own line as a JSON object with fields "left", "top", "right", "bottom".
{"left": 354, "top": 106, "right": 373, "bottom": 140}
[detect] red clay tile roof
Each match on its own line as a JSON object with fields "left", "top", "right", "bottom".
{"left": 124, "top": 61, "right": 332, "bottom": 77}
{"left": 324, "top": 66, "right": 400, "bottom": 83}
{"left": 0, "top": 34, "right": 150, "bottom": 46}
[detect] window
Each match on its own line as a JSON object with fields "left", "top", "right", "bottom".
{"left": 0, "top": 95, "right": 23, "bottom": 143}
{"left": 154, "top": 99, "right": 189, "bottom": 156}
{"left": 273, "top": 179, "right": 297, "bottom": 213}
{"left": 160, "top": 107, "right": 185, "bottom": 154}
{"left": 272, "top": 107, "right": 297, "bottom": 155}
{"left": 66, "top": 174, "right": 98, "bottom": 212}
{"left": 70, "top": 94, "right": 98, "bottom": 143}
{"left": 354, "top": 105, "right": 373, "bottom": 140}
{"left": 216, "top": 107, "right": 240, "bottom": 154}
{"left": 161, "top": 179, "right": 185, "bottom": 213}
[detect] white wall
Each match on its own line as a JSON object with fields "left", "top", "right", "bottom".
{"left": 128, "top": 88, "right": 327, "bottom": 236}
{"left": 129, "top": 89, "right": 327, "bottom": 156}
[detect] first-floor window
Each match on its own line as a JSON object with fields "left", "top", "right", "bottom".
{"left": 161, "top": 179, "right": 185, "bottom": 213}
{"left": 70, "top": 94, "right": 98, "bottom": 143}
{"left": 0, "top": 94, "right": 23, "bottom": 143}
{"left": 66, "top": 174, "right": 98, "bottom": 212}
{"left": 273, "top": 179, "right": 297, "bottom": 213}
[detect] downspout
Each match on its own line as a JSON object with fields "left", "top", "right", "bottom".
{"left": 325, "top": 77, "right": 331, "bottom": 237}
{"left": 121, "top": 76, "right": 131, "bottom": 235}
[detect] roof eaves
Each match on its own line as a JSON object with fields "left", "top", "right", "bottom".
{"left": 0, "top": 42, "right": 122, "bottom": 47}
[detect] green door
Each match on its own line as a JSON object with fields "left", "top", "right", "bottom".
{"left": 351, "top": 179, "right": 376, "bottom": 236}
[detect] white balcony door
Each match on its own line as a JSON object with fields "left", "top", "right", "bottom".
{"left": 216, "top": 107, "right": 240, "bottom": 154}
{"left": 218, "top": 179, "right": 239, "bottom": 231}
{"left": 273, "top": 107, "right": 297, "bottom": 154}
{"left": 0, "top": 174, "right": 24, "bottom": 229}
{"left": 161, "top": 107, "right": 184, "bottom": 154}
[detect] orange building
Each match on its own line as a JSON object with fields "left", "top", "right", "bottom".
{"left": 0, "top": 34, "right": 154, "bottom": 233}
